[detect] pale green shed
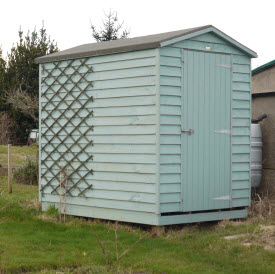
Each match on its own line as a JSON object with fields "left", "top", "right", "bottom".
{"left": 36, "top": 25, "right": 257, "bottom": 225}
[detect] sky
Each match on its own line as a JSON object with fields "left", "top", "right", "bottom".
{"left": 1, "top": 0, "right": 274, "bottom": 69}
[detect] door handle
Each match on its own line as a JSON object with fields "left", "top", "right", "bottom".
{"left": 181, "top": 128, "right": 194, "bottom": 135}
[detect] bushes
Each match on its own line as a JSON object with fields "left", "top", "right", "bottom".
{"left": 13, "top": 158, "right": 38, "bottom": 185}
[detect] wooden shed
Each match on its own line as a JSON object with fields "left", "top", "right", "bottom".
{"left": 36, "top": 25, "right": 257, "bottom": 225}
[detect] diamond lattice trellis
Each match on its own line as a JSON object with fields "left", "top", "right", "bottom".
{"left": 40, "top": 58, "right": 94, "bottom": 198}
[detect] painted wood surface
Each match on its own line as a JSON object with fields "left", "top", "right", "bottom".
{"left": 158, "top": 31, "right": 252, "bottom": 214}
{"left": 42, "top": 202, "right": 158, "bottom": 225}
{"left": 182, "top": 50, "right": 231, "bottom": 212}
{"left": 40, "top": 30, "right": 253, "bottom": 225}
{"left": 40, "top": 49, "right": 158, "bottom": 216}
{"left": 158, "top": 46, "right": 182, "bottom": 213}
{"left": 159, "top": 208, "right": 248, "bottom": 225}
{"left": 231, "top": 54, "right": 251, "bottom": 208}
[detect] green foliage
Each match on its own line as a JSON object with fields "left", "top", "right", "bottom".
{"left": 0, "top": 48, "right": 6, "bottom": 111}
{"left": 91, "top": 10, "right": 130, "bottom": 42}
{"left": 0, "top": 179, "right": 275, "bottom": 273}
{"left": 3, "top": 23, "right": 58, "bottom": 141}
{"left": 12, "top": 158, "right": 38, "bottom": 185}
{"left": 45, "top": 205, "right": 59, "bottom": 217}
{"left": 5, "top": 24, "right": 58, "bottom": 96}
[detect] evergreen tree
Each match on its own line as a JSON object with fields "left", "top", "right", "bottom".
{"left": 5, "top": 23, "right": 58, "bottom": 142}
{"left": 6, "top": 24, "right": 58, "bottom": 96}
{"left": 0, "top": 48, "right": 6, "bottom": 111}
{"left": 91, "top": 10, "right": 130, "bottom": 42}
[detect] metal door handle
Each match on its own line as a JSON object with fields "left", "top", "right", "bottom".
{"left": 181, "top": 128, "right": 194, "bottom": 135}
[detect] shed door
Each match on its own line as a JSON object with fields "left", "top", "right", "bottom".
{"left": 182, "top": 50, "right": 231, "bottom": 212}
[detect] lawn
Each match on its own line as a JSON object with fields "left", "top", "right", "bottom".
{"left": 0, "top": 145, "right": 38, "bottom": 165}
{"left": 0, "top": 177, "right": 274, "bottom": 273}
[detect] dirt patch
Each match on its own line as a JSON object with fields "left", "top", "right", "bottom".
{"left": 240, "top": 225, "right": 275, "bottom": 251}
{"left": 38, "top": 214, "right": 59, "bottom": 223}
{"left": 221, "top": 223, "right": 275, "bottom": 252}
{"left": 264, "top": 246, "right": 275, "bottom": 252}
{"left": 224, "top": 234, "right": 249, "bottom": 240}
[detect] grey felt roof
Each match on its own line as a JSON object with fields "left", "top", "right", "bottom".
{"left": 35, "top": 25, "right": 212, "bottom": 63}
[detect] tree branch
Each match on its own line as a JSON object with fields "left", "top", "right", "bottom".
{"left": 5, "top": 85, "right": 39, "bottom": 123}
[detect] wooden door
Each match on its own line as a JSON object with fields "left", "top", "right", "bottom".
{"left": 182, "top": 50, "right": 232, "bottom": 212}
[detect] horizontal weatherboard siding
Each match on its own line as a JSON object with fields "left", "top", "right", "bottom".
{"left": 39, "top": 29, "right": 253, "bottom": 225}
{"left": 231, "top": 54, "right": 251, "bottom": 207}
{"left": 158, "top": 46, "right": 182, "bottom": 213}
{"left": 158, "top": 32, "right": 252, "bottom": 214}
{"left": 40, "top": 49, "right": 158, "bottom": 216}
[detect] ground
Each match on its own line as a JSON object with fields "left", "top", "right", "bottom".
{"left": 0, "top": 144, "right": 38, "bottom": 165}
{"left": 0, "top": 147, "right": 275, "bottom": 273}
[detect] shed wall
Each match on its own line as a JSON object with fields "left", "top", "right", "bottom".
{"left": 40, "top": 49, "right": 159, "bottom": 221}
{"left": 231, "top": 54, "right": 251, "bottom": 207}
{"left": 252, "top": 96, "right": 275, "bottom": 196}
{"left": 158, "top": 47, "right": 182, "bottom": 213}
{"left": 252, "top": 66, "right": 275, "bottom": 94}
{"left": 158, "top": 32, "right": 251, "bottom": 213}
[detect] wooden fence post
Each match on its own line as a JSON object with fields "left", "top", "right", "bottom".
{"left": 8, "top": 144, "right": 12, "bottom": 194}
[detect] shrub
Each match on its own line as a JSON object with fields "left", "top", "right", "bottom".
{"left": 13, "top": 158, "right": 38, "bottom": 185}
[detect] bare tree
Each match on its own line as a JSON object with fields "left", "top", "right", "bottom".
{"left": 0, "top": 112, "right": 13, "bottom": 145}
{"left": 5, "top": 85, "right": 39, "bottom": 124}
{"left": 91, "top": 10, "right": 130, "bottom": 42}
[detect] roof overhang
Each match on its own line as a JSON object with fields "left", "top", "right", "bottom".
{"left": 35, "top": 25, "right": 257, "bottom": 64}
{"left": 160, "top": 26, "right": 257, "bottom": 58}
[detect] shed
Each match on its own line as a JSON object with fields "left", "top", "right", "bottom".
{"left": 36, "top": 25, "right": 257, "bottom": 225}
{"left": 252, "top": 60, "right": 275, "bottom": 196}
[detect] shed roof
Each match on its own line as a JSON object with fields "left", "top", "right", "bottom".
{"left": 35, "top": 25, "right": 257, "bottom": 63}
{"left": 252, "top": 59, "right": 275, "bottom": 75}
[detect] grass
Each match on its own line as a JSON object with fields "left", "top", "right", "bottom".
{"left": 0, "top": 177, "right": 275, "bottom": 273}
{"left": 0, "top": 144, "right": 38, "bottom": 165}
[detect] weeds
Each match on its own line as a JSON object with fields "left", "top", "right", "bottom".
{"left": 249, "top": 192, "right": 275, "bottom": 222}
{"left": 12, "top": 158, "right": 37, "bottom": 185}
{"left": 91, "top": 221, "right": 147, "bottom": 271}
{"left": 1, "top": 178, "right": 275, "bottom": 273}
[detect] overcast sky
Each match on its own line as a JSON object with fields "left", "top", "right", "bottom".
{"left": 1, "top": 0, "right": 274, "bottom": 69}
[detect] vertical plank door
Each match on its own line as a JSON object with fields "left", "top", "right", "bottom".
{"left": 182, "top": 50, "right": 231, "bottom": 212}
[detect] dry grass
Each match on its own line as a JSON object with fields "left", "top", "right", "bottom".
{"left": 165, "top": 224, "right": 200, "bottom": 239}
{"left": 240, "top": 224, "right": 275, "bottom": 251}
{"left": 248, "top": 193, "right": 275, "bottom": 222}
{"left": 21, "top": 198, "right": 41, "bottom": 211}
{"left": 0, "top": 145, "right": 38, "bottom": 165}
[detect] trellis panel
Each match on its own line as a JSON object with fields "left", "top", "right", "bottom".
{"left": 40, "top": 58, "right": 94, "bottom": 198}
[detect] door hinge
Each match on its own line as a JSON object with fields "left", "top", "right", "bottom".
{"left": 212, "top": 195, "right": 231, "bottom": 201}
{"left": 216, "top": 64, "right": 232, "bottom": 70}
{"left": 214, "top": 129, "right": 231, "bottom": 135}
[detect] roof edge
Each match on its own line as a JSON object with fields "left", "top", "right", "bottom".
{"left": 161, "top": 26, "right": 257, "bottom": 58}
{"left": 35, "top": 42, "right": 160, "bottom": 64}
{"left": 35, "top": 25, "right": 257, "bottom": 64}
{"left": 252, "top": 59, "right": 275, "bottom": 75}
